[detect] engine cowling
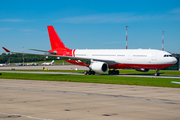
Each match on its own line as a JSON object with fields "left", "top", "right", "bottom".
{"left": 89, "top": 62, "right": 108, "bottom": 72}
{"left": 135, "top": 68, "right": 149, "bottom": 72}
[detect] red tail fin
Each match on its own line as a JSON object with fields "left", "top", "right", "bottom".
{"left": 47, "top": 26, "right": 73, "bottom": 56}
{"left": 47, "top": 25, "right": 69, "bottom": 51}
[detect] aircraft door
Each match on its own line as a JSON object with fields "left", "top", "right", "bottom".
{"left": 151, "top": 52, "right": 157, "bottom": 63}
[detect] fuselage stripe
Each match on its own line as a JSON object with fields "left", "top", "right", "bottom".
{"left": 73, "top": 49, "right": 76, "bottom": 57}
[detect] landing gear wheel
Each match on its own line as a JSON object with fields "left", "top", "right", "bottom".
{"left": 91, "top": 71, "right": 95, "bottom": 75}
{"left": 108, "top": 70, "right": 112, "bottom": 74}
{"left": 108, "top": 70, "right": 119, "bottom": 75}
{"left": 84, "top": 70, "right": 88, "bottom": 75}
{"left": 88, "top": 71, "right": 91, "bottom": 75}
{"left": 155, "top": 73, "right": 159, "bottom": 76}
{"left": 112, "top": 70, "right": 116, "bottom": 74}
{"left": 155, "top": 69, "right": 160, "bottom": 76}
{"left": 84, "top": 70, "right": 95, "bottom": 75}
{"left": 115, "top": 70, "right": 119, "bottom": 75}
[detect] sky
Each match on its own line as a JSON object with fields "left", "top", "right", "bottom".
{"left": 0, "top": 0, "right": 180, "bottom": 54}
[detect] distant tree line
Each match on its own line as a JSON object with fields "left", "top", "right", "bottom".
{"left": 0, "top": 53, "right": 56, "bottom": 63}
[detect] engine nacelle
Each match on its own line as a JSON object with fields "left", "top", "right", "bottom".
{"left": 89, "top": 62, "right": 108, "bottom": 72}
{"left": 135, "top": 68, "right": 149, "bottom": 72}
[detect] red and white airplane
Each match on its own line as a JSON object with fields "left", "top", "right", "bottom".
{"left": 2, "top": 26, "right": 177, "bottom": 76}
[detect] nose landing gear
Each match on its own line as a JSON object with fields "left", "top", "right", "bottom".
{"left": 155, "top": 69, "right": 160, "bottom": 76}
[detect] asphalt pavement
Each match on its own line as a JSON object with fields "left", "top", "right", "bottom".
{"left": 0, "top": 79, "right": 180, "bottom": 120}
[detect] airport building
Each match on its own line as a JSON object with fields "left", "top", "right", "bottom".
{"left": 161, "top": 53, "right": 180, "bottom": 71}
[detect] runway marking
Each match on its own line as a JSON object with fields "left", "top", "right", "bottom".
{"left": 171, "top": 81, "right": 180, "bottom": 84}
{"left": 0, "top": 112, "right": 53, "bottom": 120}
{"left": 1, "top": 86, "right": 180, "bottom": 105}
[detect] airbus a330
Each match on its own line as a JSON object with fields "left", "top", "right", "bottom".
{"left": 2, "top": 26, "right": 177, "bottom": 76}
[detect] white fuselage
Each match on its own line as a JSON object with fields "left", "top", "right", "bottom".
{"left": 72, "top": 49, "right": 177, "bottom": 69}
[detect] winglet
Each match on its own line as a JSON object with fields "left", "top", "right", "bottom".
{"left": 2, "top": 47, "right": 11, "bottom": 52}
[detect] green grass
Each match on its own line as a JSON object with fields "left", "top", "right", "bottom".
{"left": 0, "top": 73, "right": 180, "bottom": 88}
{"left": 119, "top": 70, "right": 180, "bottom": 76}
{"left": 1, "top": 69, "right": 180, "bottom": 76}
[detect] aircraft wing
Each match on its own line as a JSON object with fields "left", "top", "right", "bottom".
{"left": 28, "top": 48, "right": 55, "bottom": 54}
{"left": 2, "top": 47, "right": 90, "bottom": 60}
{"left": 2, "top": 47, "right": 53, "bottom": 56}
{"left": 2, "top": 47, "right": 117, "bottom": 65}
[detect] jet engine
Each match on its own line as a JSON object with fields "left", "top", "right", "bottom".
{"left": 135, "top": 68, "right": 149, "bottom": 72}
{"left": 89, "top": 62, "right": 108, "bottom": 72}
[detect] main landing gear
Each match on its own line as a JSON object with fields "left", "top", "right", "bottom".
{"left": 84, "top": 69, "right": 120, "bottom": 75}
{"left": 84, "top": 70, "right": 96, "bottom": 75}
{"left": 108, "top": 69, "right": 119, "bottom": 75}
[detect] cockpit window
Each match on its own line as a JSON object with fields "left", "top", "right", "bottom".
{"left": 164, "top": 54, "right": 173, "bottom": 57}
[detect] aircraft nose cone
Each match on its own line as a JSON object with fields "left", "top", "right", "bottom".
{"left": 172, "top": 57, "right": 177, "bottom": 64}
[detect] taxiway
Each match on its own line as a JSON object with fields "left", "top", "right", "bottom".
{"left": 0, "top": 65, "right": 180, "bottom": 79}
{"left": 0, "top": 65, "right": 89, "bottom": 70}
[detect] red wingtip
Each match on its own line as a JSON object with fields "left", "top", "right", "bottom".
{"left": 2, "top": 47, "right": 11, "bottom": 52}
